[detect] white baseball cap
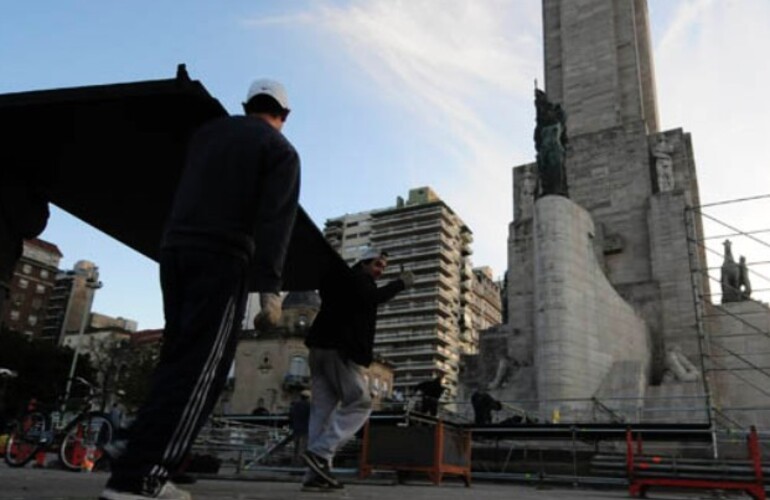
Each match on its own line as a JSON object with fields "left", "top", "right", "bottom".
{"left": 359, "top": 246, "right": 387, "bottom": 262}
{"left": 246, "top": 78, "right": 290, "bottom": 111}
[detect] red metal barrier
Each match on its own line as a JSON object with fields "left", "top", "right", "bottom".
{"left": 626, "top": 426, "right": 765, "bottom": 500}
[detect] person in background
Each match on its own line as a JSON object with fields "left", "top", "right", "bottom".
{"left": 289, "top": 390, "right": 311, "bottom": 466}
{"left": 301, "top": 247, "right": 414, "bottom": 491}
{"left": 471, "top": 390, "right": 502, "bottom": 425}
{"left": 414, "top": 375, "right": 445, "bottom": 417}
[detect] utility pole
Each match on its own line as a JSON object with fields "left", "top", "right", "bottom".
{"left": 62, "top": 274, "right": 102, "bottom": 410}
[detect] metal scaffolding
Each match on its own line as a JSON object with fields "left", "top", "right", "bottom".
{"left": 687, "top": 193, "right": 770, "bottom": 438}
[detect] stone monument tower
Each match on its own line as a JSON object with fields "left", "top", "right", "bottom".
{"left": 462, "top": 0, "right": 713, "bottom": 423}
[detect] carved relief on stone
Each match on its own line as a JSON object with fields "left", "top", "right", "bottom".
{"left": 651, "top": 135, "right": 675, "bottom": 193}
{"left": 662, "top": 344, "right": 700, "bottom": 383}
{"left": 487, "top": 357, "right": 511, "bottom": 390}
{"left": 518, "top": 167, "right": 537, "bottom": 220}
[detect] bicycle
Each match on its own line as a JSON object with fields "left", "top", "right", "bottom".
{"left": 4, "top": 377, "right": 115, "bottom": 471}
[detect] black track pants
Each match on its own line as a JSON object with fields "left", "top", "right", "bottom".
{"left": 111, "top": 248, "right": 248, "bottom": 483}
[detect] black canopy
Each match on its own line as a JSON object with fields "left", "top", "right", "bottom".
{"left": 0, "top": 65, "right": 343, "bottom": 290}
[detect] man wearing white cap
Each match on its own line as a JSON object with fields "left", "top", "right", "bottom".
{"left": 301, "top": 247, "right": 414, "bottom": 491}
{"left": 101, "top": 79, "right": 300, "bottom": 500}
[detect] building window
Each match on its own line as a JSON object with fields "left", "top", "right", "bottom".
{"left": 18, "top": 278, "right": 28, "bottom": 289}
{"left": 35, "top": 284, "right": 45, "bottom": 294}
{"left": 288, "top": 355, "right": 309, "bottom": 377}
{"left": 40, "top": 269, "right": 49, "bottom": 279}
{"left": 31, "top": 298, "right": 42, "bottom": 310}
{"left": 22, "top": 264, "right": 32, "bottom": 274}
{"left": 258, "top": 352, "right": 273, "bottom": 374}
{"left": 9, "top": 310, "right": 20, "bottom": 321}
{"left": 27, "top": 315, "right": 37, "bottom": 326}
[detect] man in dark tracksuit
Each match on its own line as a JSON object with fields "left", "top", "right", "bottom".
{"left": 101, "top": 79, "right": 300, "bottom": 500}
{"left": 300, "top": 248, "right": 413, "bottom": 491}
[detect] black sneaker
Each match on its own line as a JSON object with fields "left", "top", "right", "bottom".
{"left": 99, "top": 476, "right": 191, "bottom": 500}
{"left": 99, "top": 481, "right": 190, "bottom": 500}
{"left": 301, "top": 451, "right": 339, "bottom": 487}
{"left": 170, "top": 473, "right": 197, "bottom": 485}
{"left": 301, "top": 475, "right": 331, "bottom": 492}
{"left": 301, "top": 471, "right": 344, "bottom": 492}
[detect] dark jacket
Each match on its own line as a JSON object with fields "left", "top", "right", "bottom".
{"left": 471, "top": 391, "right": 502, "bottom": 425}
{"left": 288, "top": 398, "right": 310, "bottom": 436}
{"left": 162, "top": 116, "right": 300, "bottom": 293}
{"left": 415, "top": 377, "right": 444, "bottom": 416}
{"left": 305, "top": 264, "right": 404, "bottom": 367}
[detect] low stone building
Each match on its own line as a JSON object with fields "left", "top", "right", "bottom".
{"left": 230, "top": 290, "right": 394, "bottom": 414}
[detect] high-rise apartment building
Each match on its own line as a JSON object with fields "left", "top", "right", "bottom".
{"left": 42, "top": 260, "right": 101, "bottom": 344}
{"left": 1, "top": 238, "right": 61, "bottom": 338}
{"left": 323, "top": 187, "right": 502, "bottom": 398}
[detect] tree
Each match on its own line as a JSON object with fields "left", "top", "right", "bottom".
{"left": 113, "top": 341, "right": 160, "bottom": 411}
{"left": 73, "top": 332, "right": 161, "bottom": 413}
{"left": 0, "top": 326, "right": 94, "bottom": 422}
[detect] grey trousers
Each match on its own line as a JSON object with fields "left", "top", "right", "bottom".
{"left": 306, "top": 348, "right": 372, "bottom": 462}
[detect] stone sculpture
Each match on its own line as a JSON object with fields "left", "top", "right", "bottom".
{"left": 662, "top": 344, "right": 700, "bottom": 382}
{"left": 739, "top": 256, "right": 752, "bottom": 299}
{"left": 651, "top": 136, "right": 675, "bottom": 192}
{"left": 534, "top": 88, "right": 568, "bottom": 198}
{"left": 721, "top": 240, "right": 742, "bottom": 303}
{"left": 487, "top": 357, "right": 511, "bottom": 390}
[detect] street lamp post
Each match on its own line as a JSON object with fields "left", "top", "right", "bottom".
{"left": 62, "top": 276, "right": 102, "bottom": 410}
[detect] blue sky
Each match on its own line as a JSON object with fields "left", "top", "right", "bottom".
{"left": 2, "top": 1, "right": 769, "bottom": 330}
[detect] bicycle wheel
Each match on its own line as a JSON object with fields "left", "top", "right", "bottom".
{"left": 4, "top": 411, "right": 47, "bottom": 467}
{"left": 59, "top": 411, "right": 114, "bottom": 471}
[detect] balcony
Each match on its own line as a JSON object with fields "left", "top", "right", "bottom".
{"left": 435, "top": 272, "right": 458, "bottom": 291}
{"left": 378, "top": 313, "right": 457, "bottom": 331}
{"left": 376, "top": 330, "right": 454, "bottom": 345}
{"left": 392, "top": 361, "right": 442, "bottom": 372}
{"left": 376, "top": 233, "right": 442, "bottom": 251}
{"left": 372, "top": 206, "right": 444, "bottom": 226}
{"left": 376, "top": 315, "right": 439, "bottom": 330}
{"left": 283, "top": 373, "right": 310, "bottom": 391}
{"left": 378, "top": 344, "right": 453, "bottom": 359}
{"left": 370, "top": 219, "right": 446, "bottom": 240}
{"left": 386, "top": 244, "right": 457, "bottom": 265}
{"left": 379, "top": 300, "right": 453, "bottom": 318}
{"left": 379, "top": 301, "right": 436, "bottom": 315}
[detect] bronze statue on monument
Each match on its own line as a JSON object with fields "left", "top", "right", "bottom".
{"left": 534, "top": 88, "right": 569, "bottom": 198}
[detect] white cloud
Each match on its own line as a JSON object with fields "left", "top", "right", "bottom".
{"left": 252, "top": 0, "right": 543, "bottom": 276}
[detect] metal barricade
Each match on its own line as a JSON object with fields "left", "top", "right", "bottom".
{"left": 192, "top": 416, "right": 291, "bottom": 474}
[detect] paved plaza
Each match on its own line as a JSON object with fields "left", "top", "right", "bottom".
{"left": 0, "top": 466, "right": 724, "bottom": 500}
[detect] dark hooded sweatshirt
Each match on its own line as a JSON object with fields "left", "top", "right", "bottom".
{"left": 305, "top": 263, "right": 404, "bottom": 367}
{"left": 161, "top": 116, "right": 300, "bottom": 292}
